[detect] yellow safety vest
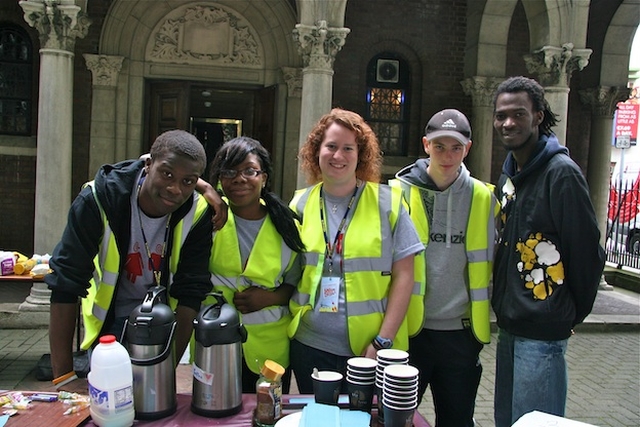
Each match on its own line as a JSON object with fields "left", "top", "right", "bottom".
{"left": 289, "top": 182, "right": 415, "bottom": 355}
{"left": 81, "top": 181, "right": 209, "bottom": 349}
{"left": 206, "top": 208, "right": 296, "bottom": 373}
{"left": 389, "top": 178, "right": 497, "bottom": 344}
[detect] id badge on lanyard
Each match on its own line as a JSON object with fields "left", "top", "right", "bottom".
{"left": 319, "top": 276, "right": 339, "bottom": 312}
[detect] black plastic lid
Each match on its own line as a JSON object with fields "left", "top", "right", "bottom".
{"left": 125, "top": 286, "right": 176, "bottom": 345}
{"left": 193, "top": 293, "right": 245, "bottom": 346}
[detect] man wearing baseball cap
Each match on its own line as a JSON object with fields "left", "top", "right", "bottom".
{"left": 390, "top": 109, "right": 499, "bottom": 426}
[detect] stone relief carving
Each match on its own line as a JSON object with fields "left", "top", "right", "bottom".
{"left": 148, "top": 4, "right": 262, "bottom": 66}
{"left": 579, "top": 87, "right": 631, "bottom": 118}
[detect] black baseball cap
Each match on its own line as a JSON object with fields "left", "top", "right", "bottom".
{"left": 425, "top": 109, "right": 472, "bottom": 146}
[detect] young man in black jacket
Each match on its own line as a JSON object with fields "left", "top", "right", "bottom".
{"left": 491, "top": 76, "right": 605, "bottom": 427}
{"left": 46, "top": 130, "right": 222, "bottom": 393}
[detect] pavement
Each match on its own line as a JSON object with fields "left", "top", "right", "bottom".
{"left": 0, "top": 272, "right": 638, "bottom": 426}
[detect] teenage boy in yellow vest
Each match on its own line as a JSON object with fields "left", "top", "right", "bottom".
{"left": 46, "top": 130, "right": 218, "bottom": 392}
{"left": 391, "top": 109, "right": 498, "bottom": 427}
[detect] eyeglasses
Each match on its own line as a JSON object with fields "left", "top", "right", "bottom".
{"left": 219, "top": 168, "right": 265, "bottom": 179}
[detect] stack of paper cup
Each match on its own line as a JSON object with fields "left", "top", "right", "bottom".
{"left": 346, "top": 357, "right": 377, "bottom": 412}
{"left": 381, "top": 364, "right": 420, "bottom": 427}
{"left": 347, "top": 357, "right": 377, "bottom": 384}
{"left": 375, "top": 349, "right": 409, "bottom": 424}
{"left": 375, "top": 349, "right": 409, "bottom": 390}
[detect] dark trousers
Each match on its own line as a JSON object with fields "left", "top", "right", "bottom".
{"left": 409, "top": 328, "right": 483, "bottom": 427}
{"left": 289, "top": 339, "right": 351, "bottom": 394}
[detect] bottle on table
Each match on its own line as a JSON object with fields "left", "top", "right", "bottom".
{"left": 254, "top": 359, "right": 285, "bottom": 427}
{"left": 88, "top": 334, "right": 135, "bottom": 427}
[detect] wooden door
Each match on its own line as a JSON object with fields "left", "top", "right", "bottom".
{"left": 253, "top": 85, "right": 276, "bottom": 155}
{"left": 146, "top": 81, "right": 189, "bottom": 151}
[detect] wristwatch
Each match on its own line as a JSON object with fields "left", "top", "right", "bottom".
{"left": 372, "top": 335, "right": 393, "bottom": 350}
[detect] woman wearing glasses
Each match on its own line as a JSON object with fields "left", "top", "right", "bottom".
{"left": 288, "top": 108, "right": 424, "bottom": 393}
{"left": 200, "top": 136, "right": 304, "bottom": 392}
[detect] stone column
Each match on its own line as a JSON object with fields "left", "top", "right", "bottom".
{"left": 524, "top": 43, "right": 592, "bottom": 146}
{"left": 18, "top": 0, "right": 90, "bottom": 311}
{"left": 292, "top": 20, "right": 350, "bottom": 188}
{"left": 84, "top": 54, "right": 124, "bottom": 178}
{"left": 461, "top": 76, "right": 503, "bottom": 182}
{"left": 19, "top": 0, "right": 90, "bottom": 252}
{"left": 579, "top": 87, "right": 630, "bottom": 247}
{"left": 281, "top": 67, "right": 303, "bottom": 199}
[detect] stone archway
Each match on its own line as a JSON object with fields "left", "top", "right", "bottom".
{"left": 88, "top": 0, "right": 301, "bottom": 194}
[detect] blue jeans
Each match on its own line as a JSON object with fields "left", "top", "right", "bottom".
{"left": 494, "top": 329, "right": 568, "bottom": 427}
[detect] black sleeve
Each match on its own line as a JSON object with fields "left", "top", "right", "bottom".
{"left": 46, "top": 186, "right": 104, "bottom": 303}
{"left": 169, "top": 205, "right": 214, "bottom": 312}
{"left": 550, "top": 161, "right": 605, "bottom": 326}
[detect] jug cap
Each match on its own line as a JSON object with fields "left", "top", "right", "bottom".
{"left": 260, "top": 360, "right": 285, "bottom": 382}
{"left": 99, "top": 334, "right": 117, "bottom": 345}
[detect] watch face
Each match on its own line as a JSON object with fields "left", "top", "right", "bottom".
{"left": 376, "top": 336, "right": 393, "bottom": 349}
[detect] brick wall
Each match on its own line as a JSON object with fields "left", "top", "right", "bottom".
{"left": 0, "top": 156, "right": 36, "bottom": 255}
{"left": 334, "top": 0, "right": 472, "bottom": 162}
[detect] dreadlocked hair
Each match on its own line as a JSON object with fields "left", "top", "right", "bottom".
{"left": 493, "top": 76, "right": 559, "bottom": 136}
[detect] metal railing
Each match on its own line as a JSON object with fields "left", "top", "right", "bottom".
{"left": 605, "top": 178, "right": 640, "bottom": 270}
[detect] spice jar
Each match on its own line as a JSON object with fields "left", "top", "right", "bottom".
{"left": 254, "top": 360, "right": 285, "bottom": 427}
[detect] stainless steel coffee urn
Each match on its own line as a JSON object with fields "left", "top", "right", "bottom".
{"left": 124, "top": 286, "right": 177, "bottom": 420}
{"left": 191, "top": 293, "right": 247, "bottom": 417}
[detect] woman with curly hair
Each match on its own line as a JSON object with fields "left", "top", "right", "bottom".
{"left": 288, "top": 108, "right": 423, "bottom": 393}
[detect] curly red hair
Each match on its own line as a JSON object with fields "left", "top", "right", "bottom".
{"left": 298, "top": 108, "right": 382, "bottom": 184}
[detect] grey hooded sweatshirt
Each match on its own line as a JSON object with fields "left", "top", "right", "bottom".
{"left": 394, "top": 158, "right": 475, "bottom": 330}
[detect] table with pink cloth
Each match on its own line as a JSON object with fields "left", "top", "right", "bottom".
{"left": 82, "top": 394, "right": 432, "bottom": 426}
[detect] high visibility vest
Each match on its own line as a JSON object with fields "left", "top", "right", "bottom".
{"left": 389, "top": 178, "right": 496, "bottom": 343}
{"left": 81, "top": 181, "right": 209, "bottom": 349}
{"left": 206, "top": 208, "right": 296, "bottom": 373}
{"left": 289, "top": 182, "right": 416, "bottom": 355}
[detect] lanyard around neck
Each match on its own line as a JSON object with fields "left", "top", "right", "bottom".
{"left": 137, "top": 177, "right": 171, "bottom": 286}
{"left": 319, "top": 182, "right": 359, "bottom": 262}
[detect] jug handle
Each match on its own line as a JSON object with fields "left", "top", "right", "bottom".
{"left": 129, "top": 321, "right": 177, "bottom": 366}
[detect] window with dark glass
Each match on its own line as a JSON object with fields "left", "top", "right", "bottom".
{"left": 366, "top": 54, "right": 409, "bottom": 156}
{"left": 0, "top": 25, "right": 32, "bottom": 135}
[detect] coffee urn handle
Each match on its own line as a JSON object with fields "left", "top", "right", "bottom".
{"left": 141, "top": 285, "right": 168, "bottom": 313}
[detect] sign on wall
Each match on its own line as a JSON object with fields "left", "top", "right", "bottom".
{"left": 614, "top": 103, "right": 639, "bottom": 147}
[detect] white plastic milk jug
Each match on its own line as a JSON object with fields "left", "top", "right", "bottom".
{"left": 88, "top": 334, "right": 135, "bottom": 427}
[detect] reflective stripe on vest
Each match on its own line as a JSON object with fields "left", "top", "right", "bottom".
{"left": 389, "top": 178, "right": 494, "bottom": 344}
{"left": 207, "top": 208, "right": 295, "bottom": 373}
{"left": 81, "top": 182, "right": 206, "bottom": 349}
{"left": 289, "top": 182, "right": 409, "bottom": 355}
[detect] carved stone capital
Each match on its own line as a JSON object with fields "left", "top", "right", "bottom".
{"left": 282, "top": 67, "right": 303, "bottom": 98}
{"left": 19, "top": 0, "right": 90, "bottom": 51}
{"left": 461, "top": 76, "right": 504, "bottom": 107}
{"left": 293, "top": 20, "right": 350, "bottom": 70}
{"left": 524, "top": 43, "right": 592, "bottom": 87}
{"left": 84, "top": 54, "right": 124, "bottom": 87}
{"left": 578, "top": 86, "right": 631, "bottom": 117}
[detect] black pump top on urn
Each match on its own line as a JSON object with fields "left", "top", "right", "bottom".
{"left": 125, "top": 285, "right": 176, "bottom": 346}
{"left": 193, "top": 292, "right": 248, "bottom": 347}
